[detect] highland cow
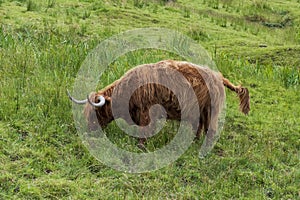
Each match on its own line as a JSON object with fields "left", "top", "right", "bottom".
{"left": 68, "top": 60, "right": 250, "bottom": 147}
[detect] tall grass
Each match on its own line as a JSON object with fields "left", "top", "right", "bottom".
{"left": 26, "top": 0, "right": 38, "bottom": 11}
{"left": 47, "top": 0, "right": 55, "bottom": 8}
{"left": 215, "top": 53, "right": 300, "bottom": 88}
{"left": 0, "top": 0, "right": 299, "bottom": 199}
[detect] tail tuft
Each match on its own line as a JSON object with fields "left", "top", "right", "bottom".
{"left": 237, "top": 87, "right": 250, "bottom": 115}
{"left": 223, "top": 77, "right": 250, "bottom": 115}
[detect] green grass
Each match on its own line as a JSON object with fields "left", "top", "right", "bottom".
{"left": 0, "top": 0, "right": 299, "bottom": 199}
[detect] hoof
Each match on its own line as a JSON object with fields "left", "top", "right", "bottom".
{"left": 137, "top": 143, "right": 146, "bottom": 150}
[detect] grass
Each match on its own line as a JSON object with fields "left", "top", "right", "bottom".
{"left": 0, "top": 0, "right": 299, "bottom": 199}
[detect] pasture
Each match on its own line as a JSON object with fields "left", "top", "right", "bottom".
{"left": 0, "top": 0, "right": 299, "bottom": 199}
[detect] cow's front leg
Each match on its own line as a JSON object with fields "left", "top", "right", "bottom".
{"left": 138, "top": 138, "right": 147, "bottom": 149}
{"left": 136, "top": 108, "right": 151, "bottom": 150}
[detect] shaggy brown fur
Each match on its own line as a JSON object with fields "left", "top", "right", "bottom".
{"left": 82, "top": 60, "right": 250, "bottom": 146}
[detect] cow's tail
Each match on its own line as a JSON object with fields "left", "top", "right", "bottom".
{"left": 223, "top": 77, "right": 250, "bottom": 115}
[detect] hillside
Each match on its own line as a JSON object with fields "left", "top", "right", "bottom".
{"left": 0, "top": 0, "right": 299, "bottom": 199}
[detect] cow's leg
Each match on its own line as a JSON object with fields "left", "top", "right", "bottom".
{"left": 203, "top": 107, "right": 211, "bottom": 136}
{"left": 196, "top": 107, "right": 210, "bottom": 140}
{"left": 137, "top": 105, "right": 164, "bottom": 148}
{"left": 138, "top": 138, "right": 147, "bottom": 149}
{"left": 195, "top": 120, "right": 203, "bottom": 140}
{"left": 137, "top": 108, "right": 151, "bottom": 149}
{"left": 203, "top": 105, "right": 219, "bottom": 151}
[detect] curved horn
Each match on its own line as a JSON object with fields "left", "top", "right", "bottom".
{"left": 87, "top": 95, "right": 106, "bottom": 107}
{"left": 67, "top": 90, "right": 88, "bottom": 104}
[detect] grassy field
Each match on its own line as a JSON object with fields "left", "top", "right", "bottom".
{"left": 0, "top": 0, "right": 299, "bottom": 199}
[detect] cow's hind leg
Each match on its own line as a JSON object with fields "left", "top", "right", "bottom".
{"left": 200, "top": 105, "right": 220, "bottom": 157}
{"left": 196, "top": 107, "right": 210, "bottom": 140}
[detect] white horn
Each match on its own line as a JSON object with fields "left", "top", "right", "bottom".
{"left": 87, "top": 95, "right": 106, "bottom": 107}
{"left": 67, "top": 90, "right": 88, "bottom": 104}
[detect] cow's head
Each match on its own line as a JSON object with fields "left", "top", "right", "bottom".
{"left": 67, "top": 90, "right": 113, "bottom": 131}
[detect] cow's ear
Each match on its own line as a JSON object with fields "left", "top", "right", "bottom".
{"left": 105, "top": 96, "right": 112, "bottom": 103}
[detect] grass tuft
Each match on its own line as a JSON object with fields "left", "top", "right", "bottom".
{"left": 26, "top": 0, "right": 38, "bottom": 12}
{"left": 47, "top": 0, "right": 55, "bottom": 8}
